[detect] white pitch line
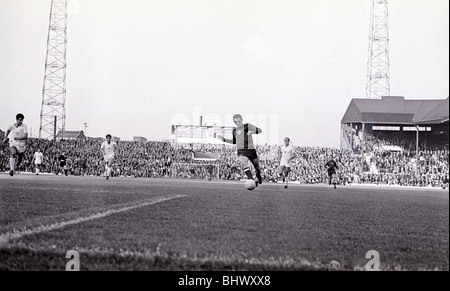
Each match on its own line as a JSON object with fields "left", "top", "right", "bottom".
{"left": 0, "top": 195, "right": 186, "bottom": 247}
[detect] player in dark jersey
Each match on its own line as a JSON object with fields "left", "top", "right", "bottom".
{"left": 58, "top": 152, "right": 68, "bottom": 176}
{"left": 216, "top": 114, "right": 263, "bottom": 186}
{"left": 325, "top": 159, "right": 339, "bottom": 189}
{"left": 443, "top": 174, "right": 449, "bottom": 190}
{"left": 80, "top": 157, "right": 88, "bottom": 176}
{"left": 207, "top": 164, "right": 215, "bottom": 181}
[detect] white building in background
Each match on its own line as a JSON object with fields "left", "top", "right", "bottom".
{"left": 56, "top": 130, "right": 86, "bottom": 141}
{"left": 133, "top": 136, "right": 147, "bottom": 142}
{"left": 171, "top": 124, "right": 234, "bottom": 144}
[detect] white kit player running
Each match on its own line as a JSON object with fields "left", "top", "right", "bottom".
{"left": 3, "top": 113, "right": 28, "bottom": 177}
{"left": 32, "top": 149, "right": 44, "bottom": 175}
{"left": 101, "top": 134, "right": 117, "bottom": 180}
{"left": 278, "top": 137, "right": 296, "bottom": 189}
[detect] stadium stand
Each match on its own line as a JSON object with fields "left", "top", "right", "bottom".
{"left": 341, "top": 96, "right": 449, "bottom": 152}
{"left": 0, "top": 97, "right": 447, "bottom": 188}
{"left": 0, "top": 138, "right": 448, "bottom": 188}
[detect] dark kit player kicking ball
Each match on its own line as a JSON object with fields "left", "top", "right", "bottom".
{"left": 325, "top": 158, "right": 339, "bottom": 189}
{"left": 216, "top": 114, "right": 263, "bottom": 186}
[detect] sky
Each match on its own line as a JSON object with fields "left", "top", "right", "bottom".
{"left": 0, "top": 0, "right": 448, "bottom": 147}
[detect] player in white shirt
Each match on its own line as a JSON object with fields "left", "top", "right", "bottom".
{"left": 32, "top": 149, "right": 44, "bottom": 175}
{"left": 2, "top": 114, "right": 28, "bottom": 177}
{"left": 101, "top": 134, "right": 117, "bottom": 180}
{"left": 278, "top": 137, "right": 296, "bottom": 189}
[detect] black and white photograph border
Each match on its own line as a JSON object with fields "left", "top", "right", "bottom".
{"left": 0, "top": 0, "right": 448, "bottom": 276}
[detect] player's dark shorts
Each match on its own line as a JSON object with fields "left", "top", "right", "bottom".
{"left": 237, "top": 149, "right": 258, "bottom": 160}
{"left": 60, "top": 161, "right": 66, "bottom": 167}
{"left": 328, "top": 170, "right": 336, "bottom": 177}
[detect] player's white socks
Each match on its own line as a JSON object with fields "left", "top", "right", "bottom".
{"left": 10, "top": 158, "right": 15, "bottom": 171}
{"left": 105, "top": 165, "right": 111, "bottom": 177}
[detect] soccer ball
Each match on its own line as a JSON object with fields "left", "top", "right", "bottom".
{"left": 245, "top": 179, "right": 256, "bottom": 191}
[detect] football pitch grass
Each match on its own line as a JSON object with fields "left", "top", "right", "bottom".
{"left": 0, "top": 174, "right": 448, "bottom": 271}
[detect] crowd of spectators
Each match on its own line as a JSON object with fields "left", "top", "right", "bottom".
{"left": 365, "top": 131, "right": 448, "bottom": 152}
{"left": 0, "top": 138, "right": 448, "bottom": 188}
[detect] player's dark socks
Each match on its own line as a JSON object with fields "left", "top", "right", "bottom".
{"left": 9, "top": 170, "right": 14, "bottom": 177}
{"left": 334, "top": 183, "right": 337, "bottom": 189}
{"left": 17, "top": 157, "right": 24, "bottom": 168}
{"left": 243, "top": 168, "right": 253, "bottom": 180}
{"left": 256, "top": 172, "right": 262, "bottom": 184}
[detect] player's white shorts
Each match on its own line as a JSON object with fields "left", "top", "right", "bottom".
{"left": 35, "top": 161, "right": 42, "bottom": 166}
{"left": 280, "top": 160, "right": 291, "bottom": 168}
{"left": 10, "top": 143, "right": 26, "bottom": 154}
{"left": 104, "top": 154, "right": 115, "bottom": 162}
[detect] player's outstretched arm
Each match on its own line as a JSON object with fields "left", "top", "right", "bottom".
{"left": 216, "top": 135, "right": 234, "bottom": 144}
{"left": 100, "top": 143, "right": 105, "bottom": 155}
{"left": 3, "top": 129, "right": 11, "bottom": 144}
{"left": 289, "top": 152, "right": 297, "bottom": 162}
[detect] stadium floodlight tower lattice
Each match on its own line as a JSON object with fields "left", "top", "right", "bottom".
{"left": 39, "top": 0, "right": 68, "bottom": 140}
{"left": 366, "top": 0, "right": 390, "bottom": 99}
